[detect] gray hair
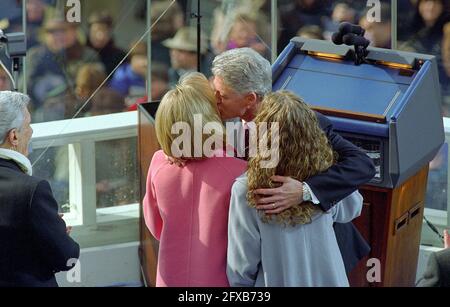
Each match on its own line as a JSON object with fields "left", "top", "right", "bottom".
{"left": 212, "top": 48, "right": 272, "bottom": 96}
{"left": 0, "top": 91, "right": 30, "bottom": 144}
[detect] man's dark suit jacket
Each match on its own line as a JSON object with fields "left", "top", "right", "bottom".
{"left": 0, "top": 158, "right": 80, "bottom": 287}
{"left": 417, "top": 248, "right": 450, "bottom": 287}
{"left": 310, "top": 113, "right": 376, "bottom": 273}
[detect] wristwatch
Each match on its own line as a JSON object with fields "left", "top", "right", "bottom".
{"left": 302, "top": 183, "right": 312, "bottom": 203}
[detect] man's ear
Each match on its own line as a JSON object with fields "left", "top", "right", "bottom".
{"left": 7, "top": 129, "right": 19, "bottom": 147}
{"left": 245, "top": 93, "right": 259, "bottom": 108}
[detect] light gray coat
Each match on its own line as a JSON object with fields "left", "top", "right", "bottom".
{"left": 227, "top": 174, "right": 363, "bottom": 287}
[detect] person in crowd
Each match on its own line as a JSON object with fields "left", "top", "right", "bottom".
{"left": 359, "top": 3, "right": 392, "bottom": 49}
{"left": 109, "top": 41, "right": 147, "bottom": 101}
{"left": 149, "top": 0, "right": 184, "bottom": 68}
{"left": 75, "top": 63, "right": 125, "bottom": 115}
{"left": 162, "top": 27, "right": 210, "bottom": 87}
{"left": 322, "top": 2, "right": 356, "bottom": 40}
{"left": 417, "top": 230, "right": 450, "bottom": 287}
{"left": 225, "top": 11, "right": 269, "bottom": 57}
{"left": 0, "top": 91, "right": 79, "bottom": 287}
{"left": 440, "top": 22, "right": 450, "bottom": 112}
{"left": 297, "top": 25, "right": 325, "bottom": 40}
{"left": 25, "top": 16, "right": 101, "bottom": 110}
{"left": 128, "top": 62, "right": 170, "bottom": 111}
{"left": 87, "top": 11, "right": 127, "bottom": 76}
{"left": 143, "top": 73, "right": 247, "bottom": 287}
{"left": 400, "top": 0, "right": 449, "bottom": 82}
{"left": 227, "top": 91, "right": 363, "bottom": 286}
{"left": 210, "top": 0, "right": 271, "bottom": 56}
{"left": 278, "top": 0, "right": 331, "bottom": 53}
{"left": 211, "top": 48, "right": 375, "bottom": 273}
{"left": 25, "top": 0, "right": 56, "bottom": 49}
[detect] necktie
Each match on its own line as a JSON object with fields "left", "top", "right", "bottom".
{"left": 244, "top": 123, "right": 250, "bottom": 161}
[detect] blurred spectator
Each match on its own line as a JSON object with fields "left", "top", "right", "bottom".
{"left": 297, "top": 25, "right": 325, "bottom": 40}
{"left": 25, "top": 16, "right": 101, "bottom": 110}
{"left": 128, "top": 62, "right": 170, "bottom": 111}
{"left": 401, "top": 0, "right": 450, "bottom": 54}
{"left": 25, "top": 0, "right": 56, "bottom": 49}
{"left": 162, "top": 27, "right": 209, "bottom": 87}
{"left": 323, "top": 2, "right": 356, "bottom": 41}
{"left": 400, "top": 0, "right": 450, "bottom": 111}
{"left": 0, "top": 66, "right": 12, "bottom": 91}
{"left": 211, "top": 1, "right": 271, "bottom": 55}
{"left": 149, "top": 0, "right": 184, "bottom": 68}
{"left": 75, "top": 63, "right": 125, "bottom": 116}
{"left": 443, "top": 22, "right": 450, "bottom": 107}
{"left": 87, "top": 11, "right": 126, "bottom": 76}
{"left": 278, "top": 0, "right": 331, "bottom": 53}
{"left": 226, "top": 11, "right": 269, "bottom": 56}
{"left": 109, "top": 41, "right": 147, "bottom": 101}
{"left": 148, "top": 62, "right": 170, "bottom": 102}
{"left": 34, "top": 83, "right": 81, "bottom": 123}
{"left": 360, "top": 3, "right": 392, "bottom": 49}
{"left": 397, "top": 0, "right": 419, "bottom": 41}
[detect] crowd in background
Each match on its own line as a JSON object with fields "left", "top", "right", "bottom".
{"left": 0, "top": 0, "right": 449, "bottom": 210}
{"left": 0, "top": 0, "right": 448, "bottom": 119}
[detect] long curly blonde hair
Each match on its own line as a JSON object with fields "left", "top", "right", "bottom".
{"left": 247, "top": 91, "right": 335, "bottom": 226}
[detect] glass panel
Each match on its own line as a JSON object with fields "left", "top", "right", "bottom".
{"left": 95, "top": 137, "right": 139, "bottom": 208}
{"left": 29, "top": 145, "right": 70, "bottom": 213}
{"left": 24, "top": 0, "right": 147, "bottom": 123}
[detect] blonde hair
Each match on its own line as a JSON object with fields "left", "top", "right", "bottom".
{"left": 155, "top": 72, "right": 224, "bottom": 160}
{"left": 247, "top": 91, "right": 336, "bottom": 226}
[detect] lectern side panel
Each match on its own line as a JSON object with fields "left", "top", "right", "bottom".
{"left": 384, "top": 167, "right": 428, "bottom": 287}
{"left": 138, "top": 109, "right": 161, "bottom": 287}
{"left": 394, "top": 62, "right": 445, "bottom": 187}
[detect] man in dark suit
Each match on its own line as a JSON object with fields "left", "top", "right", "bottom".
{"left": 211, "top": 48, "right": 375, "bottom": 274}
{"left": 417, "top": 230, "right": 450, "bottom": 287}
{"left": 0, "top": 91, "right": 80, "bottom": 287}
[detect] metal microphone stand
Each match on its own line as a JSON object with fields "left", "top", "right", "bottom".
{"left": 191, "top": 0, "right": 202, "bottom": 73}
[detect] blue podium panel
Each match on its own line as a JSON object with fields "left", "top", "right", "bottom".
{"left": 275, "top": 66, "right": 409, "bottom": 120}
{"left": 273, "top": 38, "right": 444, "bottom": 188}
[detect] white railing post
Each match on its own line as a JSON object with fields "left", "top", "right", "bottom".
{"left": 69, "top": 141, "right": 97, "bottom": 226}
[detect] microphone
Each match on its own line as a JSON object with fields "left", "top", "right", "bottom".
{"left": 343, "top": 33, "right": 370, "bottom": 48}
{"left": 331, "top": 32, "right": 343, "bottom": 45}
{"left": 339, "top": 22, "right": 365, "bottom": 36}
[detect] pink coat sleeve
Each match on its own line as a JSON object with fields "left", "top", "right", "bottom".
{"left": 143, "top": 153, "right": 163, "bottom": 240}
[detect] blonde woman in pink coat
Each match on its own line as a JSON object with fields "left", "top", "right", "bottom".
{"left": 143, "top": 73, "right": 247, "bottom": 287}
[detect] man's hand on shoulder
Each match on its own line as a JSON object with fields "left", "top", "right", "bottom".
{"left": 254, "top": 176, "right": 304, "bottom": 214}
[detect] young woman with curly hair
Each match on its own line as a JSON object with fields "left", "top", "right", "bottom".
{"left": 227, "top": 91, "right": 363, "bottom": 287}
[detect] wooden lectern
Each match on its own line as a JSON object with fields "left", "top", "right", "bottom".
{"left": 349, "top": 166, "right": 429, "bottom": 287}
{"left": 272, "top": 37, "right": 444, "bottom": 287}
{"left": 137, "top": 103, "right": 160, "bottom": 287}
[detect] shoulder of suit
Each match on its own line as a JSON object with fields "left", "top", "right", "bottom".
{"left": 435, "top": 248, "right": 450, "bottom": 266}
